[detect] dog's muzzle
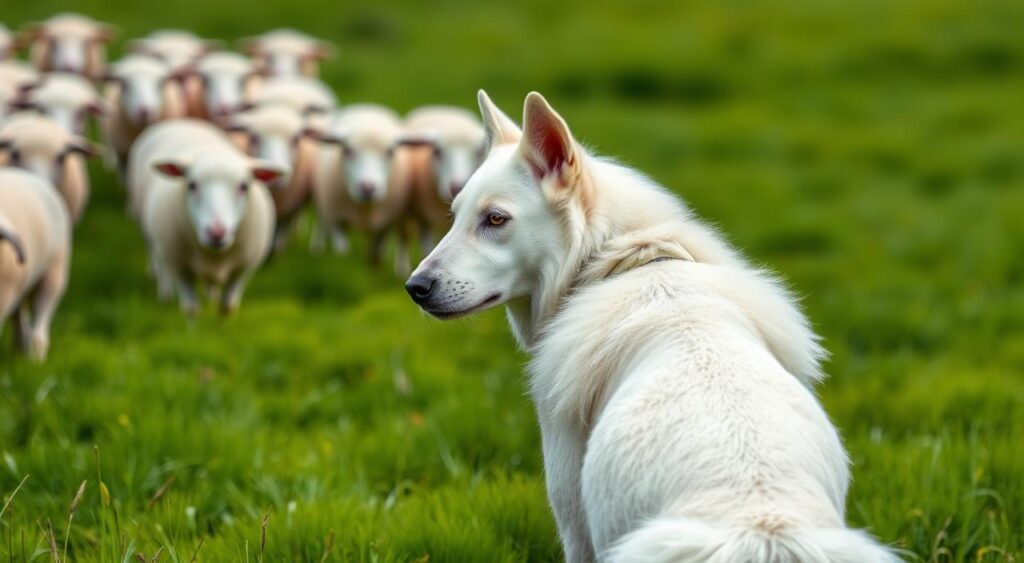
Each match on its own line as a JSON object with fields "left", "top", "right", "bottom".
{"left": 405, "top": 273, "right": 437, "bottom": 306}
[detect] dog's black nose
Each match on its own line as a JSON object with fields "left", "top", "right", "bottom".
{"left": 405, "top": 274, "right": 436, "bottom": 304}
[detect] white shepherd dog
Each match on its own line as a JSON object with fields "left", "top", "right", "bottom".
{"left": 406, "top": 90, "right": 899, "bottom": 563}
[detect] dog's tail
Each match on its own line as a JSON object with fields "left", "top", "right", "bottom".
{"left": 0, "top": 223, "right": 26, "bottom": 265}
{"left": 605, "top": 515, "right": 901, "bottom": 563}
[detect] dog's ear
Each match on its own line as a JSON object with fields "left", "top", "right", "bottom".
{"left": 477, "top": 90, "right": 520, "bottom": 151}
{"left": 519, "top": 91, "right": 578, "bottom": 189}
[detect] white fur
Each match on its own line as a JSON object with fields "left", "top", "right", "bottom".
{"left": 0, "top": 113, "right": 95, "bottom": 223}
{"left": 310, "top": 104, "right": 412, "bottom": 271}
{"left": 23, "top": 13, "right": 113, "bottom": 80}
{"left": 128, "top": 119, "right": 280, "bottom": 315}
{"left": 129, "top": 29, "right": 212, "bottom": 71}
{"left": 241, "top": 29, "right": 333, "bottom": 78}
{"left": 12, "top": 72, "right": 103, "bottom": 134}
{"left": 190, "top": 52, "right": 255, "bottom": 120}
{"left": 100, "top": 54, "right": 187, "bottom": 172}
{"left": 0, "top": 167, "right": 71, "bottom": 361}
{"left": 0, "top": 61, "right": 39, "bottom": 107}
{"left": 408, "top": 91, "right": 897, "bottom": 562}
{"left": 246, "top": 76, "right": 337, "bottom": 116}
{"left": 228, "top": 103, "right": 318, "bottom": 250}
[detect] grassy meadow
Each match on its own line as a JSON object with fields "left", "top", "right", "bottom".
{"left": 2, "top": 0, "right": 1023, "bottom": 560}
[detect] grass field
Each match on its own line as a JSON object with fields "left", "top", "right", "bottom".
{"left": 2, "top": 0, "right": 1023, "bottom": 561}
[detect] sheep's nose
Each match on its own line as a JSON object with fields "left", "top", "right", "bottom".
{"left": 405, "top": 274, "right": 436, "bottom": 304}
{"left": 358, "top": 182, "right": 376, "bottom": 201}
{"left": 137, "top": 108, "right": 152, "bottom": 123}
{"left": 449, "top": 182, "right": 463, "bottom": 198}
{"left": 207, "top": 224, "right": 227, "bottom": 246}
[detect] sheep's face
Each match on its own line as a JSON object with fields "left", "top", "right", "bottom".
{"left": 0, "top": 124, "right": 96, "bottom": 188}
{"left": 107, "top": 68, "right": 170, "bottom": 127}
{"left": 228, "top": 106, "right": 304, "bottom": 186}
{"left": 195, "top": 57, "right": 255, "bottom": 119}
{"left": 153, "top": 156, "right": 284, "bottom": 250}
{"left": 397, "top": 131, "right": 486, "bottom": 202}
{"left": 319, "top": 130, "right": 395, "bottom": 204}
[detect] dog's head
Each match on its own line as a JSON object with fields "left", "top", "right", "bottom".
{"left": 406, "top": 90, "right": 584, "bottom": 319}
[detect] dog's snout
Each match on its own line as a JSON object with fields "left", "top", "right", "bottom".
{"left": 405, "top": 273, "right": 436, "bottom": 304}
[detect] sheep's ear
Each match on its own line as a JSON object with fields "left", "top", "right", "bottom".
{"left": 153, "top": 160, "right": 189, "bottom": 178}
{"left": 250, "top": 161, "right": 286, "bottom": 186}
{"left": 86, "top": 100, "right": 109, "bottom": 116}
{"left": 477, "top": 89, "right": 520, "bottom": 151}
{"left": 66, "top": 140, "right": 100, "bottom": 159}
{"left": 311, "top": 41, "right": 335, "bottom": 61}
{"left": 519, "top": 91, "right": 577, "bottom": 187}
{"left": 238, "top": 37, "right": 260, "bottom": 56}
{"left": 393, "top": 131, "right": 437, "bottom": 148}
{"left": 95, "top": 23, "right": 118, "bottom": 43}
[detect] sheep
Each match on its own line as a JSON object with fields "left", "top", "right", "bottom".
{"left": 240, "top": 29, "right": 334, "bottom": 78}
{"left": 0, "top": 167, "right": 71, "bottom": 360}
{"left": 0, "top": 23, "right": 13, "bottom": 60}
{"left": 0, "top": 113, "right": 98, "bottom": 224}
{"left": 9, "top": 72, "right": 105, "bottom": 135}
{"left": 184, "top": 52, "right": 258, "bottom": 122}
{"left": 310, "top": 104, "right": 413, "bottom": 274}
{"left": 395, "top": 106, "right": 485, "bottom": 253}
{"left": 128, "top": 29, "right": 217, "bottom": 71}
{"left": 127, "top": 119, "right": 283, "bottom": 315}
{"left": 246, "top": 76, "right": 336, "bottom": 128}
{"left": 100, "top": 54, "right": 187, "bottom": 174}
{"left": 0, "top": 61, "right": 38, "bottom": 108}
{"left": 226, "top": 103, "right": 318, "bottom": 251}
{"left": 19, "top": 13, "right": 115, "bottom": 80}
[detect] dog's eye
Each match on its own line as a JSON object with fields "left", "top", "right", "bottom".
{"left": 487, "top": 213, "right": 507, "bottom": 227}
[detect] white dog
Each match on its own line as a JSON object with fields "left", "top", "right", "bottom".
{"left": 406, "top": 91, "right": 899, "bottom": 562}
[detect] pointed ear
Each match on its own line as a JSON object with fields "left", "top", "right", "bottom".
{"left": 477, "top": 90, "right": 520, "bottom": 151}
{"left": 519, "top": 92, "right": 577, "bottom": 186}
{"left": 251, "top": 161, "right": 287, "bottom": 186}
{"left": 153, "top": 160, "right": 189, "bottom": 178}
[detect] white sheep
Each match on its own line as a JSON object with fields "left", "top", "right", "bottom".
{"left": 20, "top": 13, "right": 115, "bottom": 80}
{"left": 128, "top": 29, "right": 217, "bottom": 71}
{"left": 0, "top": 113, "right": 97, "bottom": 224}
{"left": 185, "top": 52, "right": 258, "bottom": 122}
{"left": 240, "top": 29, "right": 334, "bottom": 78}
{"left": 310, "top": 104, "right": 412, "bottom": 273}
{"left": 246, "top": 76, "right": 336, "bottom": 118}
{"left": 128, "top": 119, "right": 283, "bottom": 315}
{"left": 396, "top": 105, "right": 485, "bottom": 253}
{"left": 0, "top": 61, "right": 38, "bottom": 108}
{"left": 100, "top": 54, "right": 187, "bottom": 174}
{"left": 9, "top": 72, "right": 105, "bottom": 135}
{"left": 0, "top": 167, "right": 71, "bottom": 360}
{"left": 226, "top": 103, "right": 318, "bottom": 251}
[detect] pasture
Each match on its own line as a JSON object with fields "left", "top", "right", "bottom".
{"left": 2, "top": 0, "right": 1022, "bottom": 561}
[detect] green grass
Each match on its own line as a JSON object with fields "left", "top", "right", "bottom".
{"left": 2, "top": 0, "right": 1023, "bottom": 561}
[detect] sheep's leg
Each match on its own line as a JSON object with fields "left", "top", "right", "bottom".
{"left": 309, "top": 215, "right": 328, "bottom": 253}
{"left": 329, "top": 225, "right": 350, "bottom": 255}
{"left": 220, "top": 272, "right": 251, "bottom": 317}
{"left": 11, "top": 304, "right": 31, "bottom": 354}
{"left": 272, "top": 221, "right": 292, "bottom": 254}
{"left": 369, "top": 231, "right": 387, "bottom": 269}
{"left": 27, "top": 260, "right": 68, "bottom": 362}
{"left": 177, "top": 275, "right": 200, "bottom": 317}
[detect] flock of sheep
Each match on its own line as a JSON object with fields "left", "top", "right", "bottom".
{"left": 0, "top": 13, "right": 487, "bottom": 360}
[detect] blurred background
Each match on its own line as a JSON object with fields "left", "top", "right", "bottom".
{"left": 1, "top": 0, "right": 1021, "bottom": 561}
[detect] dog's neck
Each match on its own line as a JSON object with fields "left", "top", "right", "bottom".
{"left": 505, "top": 154, "right": 731, "bottom": 350}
